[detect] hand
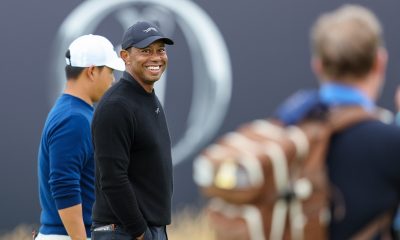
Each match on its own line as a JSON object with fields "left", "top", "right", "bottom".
{"left": 136, "top": 232, "right": 145, "bottom": 240}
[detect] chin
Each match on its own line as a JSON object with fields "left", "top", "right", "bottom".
{"left": 146, "top": 78, "right": 161, "bottom": 84}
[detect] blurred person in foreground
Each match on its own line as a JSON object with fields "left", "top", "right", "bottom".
{"left": 310, "top": 4, "right": 400, "bottom": 239}
{"left": 37, "top": 34, "right": 125, "bottom": 240}
{"left": 91, "top": 21, "right": 174, "bottom": 240}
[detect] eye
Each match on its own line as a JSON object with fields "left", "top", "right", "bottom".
{"left": 141, "top": 49, "right": 151, "bottom": 54}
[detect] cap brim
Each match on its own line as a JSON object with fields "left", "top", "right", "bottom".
{"left": 105, "top": 57, "right": 125, "bottom": 71}
{"left": 132, "top": 36, "right": 174, "bottom": 49}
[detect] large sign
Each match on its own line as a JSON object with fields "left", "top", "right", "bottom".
{"left": 50, "top": 0, "right": 232, "bottom": 165}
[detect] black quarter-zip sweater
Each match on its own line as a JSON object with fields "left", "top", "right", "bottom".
{"left": 91, "top": 71, "right": 173, "bottom": 238}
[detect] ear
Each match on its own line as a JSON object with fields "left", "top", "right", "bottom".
{"left": 369, "top": 48, "right": 388, "bottom": 101}
{"left": 86, "top": 66, "right": 96, "bottom": 81}
{"left": 312, "top": 56, "right": 331, "bottom": 83}
{"left": 373, "top": 47, "right": 388, "bottom": 77}
{"left": 311, "top": 56, "right": 323, "bottom": 79}
{"left": 120, "top": 50, "right": 129, "bottom": 64}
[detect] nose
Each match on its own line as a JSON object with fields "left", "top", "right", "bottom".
{"left": 149, "top": 52, "right": 163, "bottom": 62}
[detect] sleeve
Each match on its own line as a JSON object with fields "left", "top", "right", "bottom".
{"left": 92, "top": 101, "right": 147, "bottom": 237}
{"left": 48, "top": 114, "right": 91, "bottom": 210}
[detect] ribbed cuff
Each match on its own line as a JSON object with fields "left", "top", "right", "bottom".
{"left": 54, "top": 194, "right": 82, "bottom": 210}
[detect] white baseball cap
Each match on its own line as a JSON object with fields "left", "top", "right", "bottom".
{"left": 66, "top": 34, "right": 125, "bottom": 71}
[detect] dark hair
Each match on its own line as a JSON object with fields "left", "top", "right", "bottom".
{"left": 64, "top": 50, "right": 105, "bottom": 79}
{"left": 65, "top": 65, "right": 85, "bottom": 80}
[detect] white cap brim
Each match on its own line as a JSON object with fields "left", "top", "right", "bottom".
{"left": 104, "top": 53, "right": 125, "bottom": 71}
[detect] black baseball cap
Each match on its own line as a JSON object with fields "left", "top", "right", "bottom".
{"left": 121, "top": 21, "right": 174, "bottom": 49}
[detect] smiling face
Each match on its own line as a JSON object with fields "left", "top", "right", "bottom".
{"left": 121, "top": 40, "right": 168, "bottom": 92}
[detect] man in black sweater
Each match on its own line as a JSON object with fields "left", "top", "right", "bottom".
{"left": 91, "top": 21, "right": 174, "bottom": 240}
{"left": 309, "top": 5, "right": 400, "bottom": 239}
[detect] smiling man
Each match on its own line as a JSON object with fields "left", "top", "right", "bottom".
{"left": 90, "top": 21, "right": 174, "bottom": 240}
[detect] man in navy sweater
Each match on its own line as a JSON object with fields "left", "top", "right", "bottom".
{"left": 37, "top": 35, "right": 124, "bottom": 240}
{"left": 91, "top": 21, "right": 174, "bottom": 240}
{"left": 310, "top": 5, "right": 400, "bottom": 239}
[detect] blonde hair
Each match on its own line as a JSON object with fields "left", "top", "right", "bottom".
{"left": 311, "top": 5, "right": 384, "bottom": 80}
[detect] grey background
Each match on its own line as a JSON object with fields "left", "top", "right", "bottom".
{"left": 1, "top": 0, "right": 400, "bottom": 232}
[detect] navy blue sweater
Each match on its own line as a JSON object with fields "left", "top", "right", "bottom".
{"left": 327, "top": 120, "right": 400, "bottom": 239}
{"left": 38, "top": 94, "right": 94, "bottom": 237}
{"left": 91, "top": 72, "right": 173, "bottom": 238}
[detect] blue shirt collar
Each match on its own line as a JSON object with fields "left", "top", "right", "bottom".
{"left": 319, "top": 82, "right": 375, "bottom": 112}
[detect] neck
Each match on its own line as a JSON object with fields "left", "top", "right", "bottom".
{"left": 64, "top": 80, "right": 93, "bottom": 106}
{"left": 137, "top": 81, "right": 154, "bottom": 93}
{"left": 126, "top": 70, "right": 154, "bottom": 93}
{"left": 345, "top": 75, "right": 379, "bottom": 102}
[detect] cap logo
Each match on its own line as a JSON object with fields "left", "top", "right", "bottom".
{"left": 143, "top": 27, "right": 158, "bottom": 33}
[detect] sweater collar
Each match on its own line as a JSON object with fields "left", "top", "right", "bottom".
{"left": 61, "top": 93, "right": 94, "bottom": 111}
{"left": 121, "top": 71, "right": 155, "bottom": 96}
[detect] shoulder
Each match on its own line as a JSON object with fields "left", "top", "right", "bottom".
{"left": 340, "top": 120, "right": 400, "bottom": 144}
{"left": 51, "top": 95, "right": 92, "bottom": 118}
{"left": 92, "top": 98, "right": 137, "bottom": 132}
{"left": 355, "top": 120, "right": 400, "bottom": 133}
{"left": 57, "top": 114, "right": 91, "bottom": 135}
{"left": 46, "top": 113, "right": 91, "bottom": 145}
{"left": 95, "top": 99, "right": 132, "bottom": 118}
{"left": 97, "top": 83, "right": 140, "bottom": 111}
{"left": 47, "top": 106, "right": 90, "bottom": 130}
{"left": 329, "top": 120, "right": 400, "bottom": 171}
{"left": 65, "top": 113, "right": 91, "bottom": 127}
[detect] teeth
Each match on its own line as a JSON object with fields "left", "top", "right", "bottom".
{"left": 147, "top": 66, "right": 160, "bottom": 70}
